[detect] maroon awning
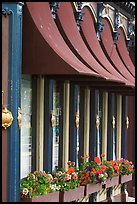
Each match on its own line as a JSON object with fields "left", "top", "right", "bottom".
{"left": 117, "top": 28, "right": 135, "bottom": 77}
{"left": 101, "top": 19, "right": 135, "bottom": 87}
{"left": 56, "top": 2, "right": 125, "bottom": 84}
{"left": 22, "top": 2, "right": 100, "bottom": 78}
{"left": 80, "top": 7, "right": 134, "bottom": 87}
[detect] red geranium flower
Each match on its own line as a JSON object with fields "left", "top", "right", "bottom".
{"left": 94, "top": 156, "right": 101, "bottom": 164}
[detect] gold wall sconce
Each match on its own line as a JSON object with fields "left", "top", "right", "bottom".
{"left": 50, "top": 111, "right": 55, "bottom": 128}
{"left": 2, "top": 90, "right": 14, "bottom": 129}
{"left": 75, "top": 111, "right": 79, "bottom": 129}
{"left": 112, "top": 116, "right": 115, "bottom": 129}
{"left": 96, "top": 114, "right": 100, "bottom": 129}
{"left": 125, "top": 116, "right": 129, "bottom": 129}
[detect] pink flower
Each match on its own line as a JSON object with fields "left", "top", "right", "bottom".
{"left": 40, "top": 171, "right": 45, "bottom": 176}
{"left": 64, "top": 174, "right": 71, "bottom": 181}
{"left": 33, "top": 171, "right": 38, "bottom": 175}
{"left": 23, "top": 188, "right": 29, "bottom": 196}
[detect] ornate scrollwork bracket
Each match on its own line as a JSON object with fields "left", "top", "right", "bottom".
{"left": 2, "top": 8, "right": 12, "bottom": 17}
{"left": 75, "top": 111, "right": 79, "bottom": 129}
{"left": 17, "top": 107, "right": 22, "bottom": 129}
{"left": 96, "top": 114, "right": 100, "bottom": 129}
{"left": 50, "top": 111, "right": 55, "bottom": 128}
{"left": 2, "top": 107, "right": 13, "bottom": 129}
{"left": 125, "top": 116, "right": 129, "bottom": 129}
{"left": 112, "top": 116, "right": 115, "bottom": 129}
{"left": 2, "top": 90, "right": 14, "bottom": 129}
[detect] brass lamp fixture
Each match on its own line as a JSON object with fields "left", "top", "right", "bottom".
{"left": 50, "top": 111, "right": 55, "bottom": 128}
{"left": 96, "top": 114, "right": 100, "bottom": 129}
{"left": 2, "top": 91, "right": 13, "bottom": 129}
{"left": 75, "top": 111, "right": 79, "bottom": 129}
{"left": 112, "top": 116, "right": 115, "bottom": 129}
{"left": 125, "top": 116, "right": 129, "bottom": 129}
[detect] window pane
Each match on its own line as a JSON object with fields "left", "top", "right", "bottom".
{"left": 20, "top": 75, "right": 32, "bottom": 178}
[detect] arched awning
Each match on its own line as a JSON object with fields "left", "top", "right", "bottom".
{"left": 117, "top": 28, "right": 135, "bottom": 77}
{"left": 100, "top": 18, "right": 135, "bottom": 87}
{"left": 80, "top": 6, "right": 134, "bottom": 87}
{"left": 56, "top": 2, "right": 123, "bottom": 83}
{"left": 22, "top": 2, "right": 100, "bottom": 78}
{"left": 22, "top": 2, "right": 134, "bottom": 92}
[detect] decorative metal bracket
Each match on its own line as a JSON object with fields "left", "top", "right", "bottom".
{"left": 74, "top": 2, "right": 85, "bottom": 31}
{"left": 50, "top": 111, "right": 55, "bottom": 128}
{"left": 112, "top": 116, "right": 115, "bottom": 129}
{"left": 96, "top": 2, "right": 105, "bottom": 41}
{"left": 2, "top": 8, "right": 12, "bottom": 17}
{"left": 96, "top": 114, "right": 100, "bottom": 129}
{"left": 2, "top": 90, "right": 14, "bottom": 129}
{"left": 2, "top": 107, "right": 14, "bottom": 129}
{"left": 17, "top": 107, "right": 22, "bottom": 129}
{"left": 49, "top": 2, "right": 60, "bottom": 19}
{"left": 125, "top": 116, "right": 129, "bottom": 129}
{"left": 113, "top": 9, "right": 120, "bottom": 44}
{"left": 75, "top": 111, "right": 79, "bottom": 129}
{"left": 126, "top": 17, "right": 134, "bottom": 48}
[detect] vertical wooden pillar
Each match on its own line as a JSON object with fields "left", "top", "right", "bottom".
{"left": 98, "top": 92, "right": 108, "bottom": 201}
{"left": 83, "top": 87, "right": 90, "bottom": 161}
{"left": 69, "top": 83, "right": 79, "bottom": 163}
{"left": 78, "top": 86, "right": 85, "bottom": 165}
{"left": 107, "top": 93, "right": 116, "bottom": 201}
{"left": 2, "top": 3, "right": 23, "bottom": 202}
{"left": 113, "top": 94, "right": 122, "bottom": 199}
{"left": 2, "top": 9, "right": 10, "bottom": 202}
{"left": 43, "top": 79, "right": 55, "bottom": 173}
{"left": 62, "top": 81, "right": 70, "bottom": 169}
{"left": 121, "top": 95, "right": 129, "bottom": 201}
{"left": 89, "top": 89, "right": 100, "bottom": 202}
{"left": 36, "top": 76, "right": 44, "bottom": 171}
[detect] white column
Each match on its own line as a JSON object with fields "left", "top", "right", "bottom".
{"left": 36, "top": 76, "right": 44, "bottom": 171}
{"left": 83, "top": 87, "right": 90, "bottom": 161}
{"left": 113, "top": 94, "right": 122, "bottom": 196}
{"left": 98, "top": 91, "right": 108, "bottom": 201}
{"left": 62, "top": 81, "right": 70, "bottom": 170}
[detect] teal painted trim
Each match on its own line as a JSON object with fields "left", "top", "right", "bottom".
{"left": 69, "top": 83, "right": 79, "bottom": 164}
{"left": 89, "top": 90, "right": 100, "bottom": 159}
{"left": 78, "top": 86, "right": 85, "bottom": 166}
{"left": 89, "top": 89, "right": 99, "bottom": 202}
{"left": 2, "top": 2, "right": 23, "bottom": 202}
{"left": 43, "top": 79, "right": 55, "bottom": 173}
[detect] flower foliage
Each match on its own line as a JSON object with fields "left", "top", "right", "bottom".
{"left": 52, "top": 161, "right": 80, "bottom": 192}
{"left": 20, "top": 156, "right": 134, "bottom": 198}
{"left": 20, "top": 171, "right": 58, "bottom": 198}
{"left": 78, "top": 155, "right": 108, "bottom": 185}
{"left": 118, "top": 158, "right": 135, "bottom": 175}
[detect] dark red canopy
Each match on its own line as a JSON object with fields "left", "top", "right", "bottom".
{"left": 117, "top": 28, "right": 135, "bottom": 77}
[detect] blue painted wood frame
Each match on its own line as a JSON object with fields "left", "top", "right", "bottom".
{"left": 78, "top": 86, "right": 85, "bottom": 166}
{"left": 69, "top": 83, "right": 79, "bottom": 163}
{"left": 43, "top": 79, "right": 55, "bottom": 173}
{"left": 121, "top": 95, "right": 128, "bottom": 191}
{"left": 89, "top": 89, "right": 99, "bottom": 202}
{"left": 2, "top": 2, "right": 23, "bottom": 202}
{"left": 89, "top": 90, "right": 100, "bottom": 159}
{"left": 107, "top": 93, "right": 116, "bottom": 198}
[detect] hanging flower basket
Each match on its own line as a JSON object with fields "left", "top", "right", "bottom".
{"left": 59, "top": 186, "right": 85, "bottom": 202}
{"left": 21, "top": 191, "right": 60, "bottom": 202}
{"left": 103, "top": 176, "right": 119, "bottom": 188}
{"left": 119, "top": 174, "right": 132, "bottom": 184}
{"left": 84, "top": 183, "right": 102, "bottom": 196}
